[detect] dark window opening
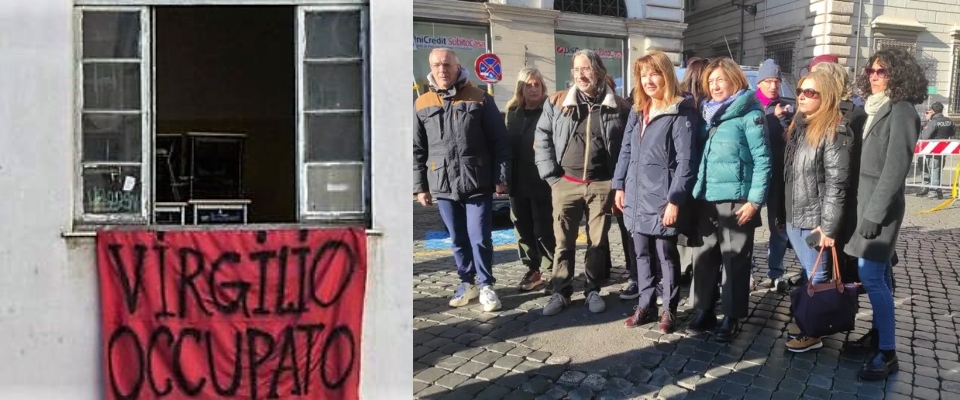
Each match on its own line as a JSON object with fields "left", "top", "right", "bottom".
{"left": 555, "top": 0, "right": 627, "bottom": 18}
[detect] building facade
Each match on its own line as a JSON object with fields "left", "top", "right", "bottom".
{"left": 683, "top": 0, "right": 960, "bottom": 119}
{"left": 0, "top": 0, "right": 410, "bottom": 398}
{"left": 413, "top": 0, "right": 689, "bottom": 108}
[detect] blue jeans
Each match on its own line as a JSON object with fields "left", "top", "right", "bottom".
{"left": 784, "top": 223, "right": 830, "bottom": 285}
{"left": 766, "top": 211, "right": 789, "bottom": 279}
{"left": 859, "top": 258, "right": 896, "bottom": 350}
{"left": 437, "top": 195, "right": 495, "bottom": 286}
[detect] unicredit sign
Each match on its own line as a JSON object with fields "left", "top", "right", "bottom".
{"left": 414, "top": 35, "right": 487, "bottom": 50}
{"left": 556, "top": 45, "right": 623, "bottom": 59}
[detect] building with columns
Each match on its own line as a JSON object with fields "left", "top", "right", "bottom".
{"left": 413, "top": 0, "right": 688, "bottom": 108}
{"left": 683, "top": 0, "right": 960, "bottom": 119}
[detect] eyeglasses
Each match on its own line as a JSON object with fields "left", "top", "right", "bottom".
{"left": 796, "top": 88, "right": 821, "bottom": 99}
{"left": 571, "top": 67, "right": 593, "bottom": 75}
{"left": 865, "top": 67, "right": 888, "bottom": 79}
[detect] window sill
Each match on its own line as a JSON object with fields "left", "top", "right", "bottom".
{"left": 62, "top": 225, "right": 383, "bottom": 240}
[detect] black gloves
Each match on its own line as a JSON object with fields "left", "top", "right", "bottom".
{"left": 859, "top": 219, "right": 882, "bottom": 239}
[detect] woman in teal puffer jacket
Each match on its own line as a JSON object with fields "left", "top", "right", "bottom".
{"left": 684, "top": 58, "right": 772, "bottom": 342}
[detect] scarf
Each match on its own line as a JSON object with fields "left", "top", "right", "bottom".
{"left": 428, "top": 66, "right": 469, "bottom": 99}
{"left": 756, "top": 89, "right": 777, "bottom": 108}
{"left": 863, "top": 92, "right": 890, "bottom": 139}
{"left": 572, "top": 84, "right": 606, "bottom": 120}
{"left": 701, "top": 89, "right": 745, "bottom": 124}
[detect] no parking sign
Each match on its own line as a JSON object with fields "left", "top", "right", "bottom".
{"left": 474, "top": 53, "right": 502, "bottom": 84}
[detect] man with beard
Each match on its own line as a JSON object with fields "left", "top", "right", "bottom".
{"left": 534, "top": 49, "right": 630, "bottom": 316}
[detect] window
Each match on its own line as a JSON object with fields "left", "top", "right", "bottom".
{"left": 684, "top": 0, "right": 698, "bottom": 12}
{"left": 765, "top": 41, "right": 795, "bottom": 74}
{"left": 555, "top": 33, "right": 626, "bottom": 96}
{"left": 76, "top": 5, "right": 370, "bottom": 227}
{"left": 412, "top": 21, "right": 490, "bottom": 98}
{"left": 875, "top": 38, "right": 917, "bottom": 54}
{"left": 76, "top": 8, "right": 150, "bottom": 224}
{"left": 555, "top": 0, "right": 627, "bottom": 18}
{"left": 950, "top": 44, "right": 960, "bottom": 114}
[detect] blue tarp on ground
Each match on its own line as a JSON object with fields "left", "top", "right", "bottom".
{"left": 424, "top": 229, "right": 517, "bottom": 250}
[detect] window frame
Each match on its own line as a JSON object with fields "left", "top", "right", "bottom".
{"left": 764, "top": 41, "right": 795, "bottom": 75}
{"left": 73, "top": 2, "right": 372, "bottom": 228}
{"left": 296, "top": 4, "right": 370, "bottom": 222}
{"left": 74, "top": 6, "right": 152, "bottom": 226}
{"left": 950, "top": 41, "right": 960, "bottom": 115}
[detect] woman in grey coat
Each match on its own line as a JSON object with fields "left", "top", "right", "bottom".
{"left": 845, "top": 48, "right": 928, "bottom": 381}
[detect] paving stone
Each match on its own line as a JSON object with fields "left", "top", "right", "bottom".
{"left": 533, "top": 363, "right": 566, "bottom": 381}
{"left": 744, "top": 387, "right": 773, "bottom": 400}
{"left": 559, "top": 370, "right": 588, "bottom": 386}
{"left": 649, "top": 367, "right": 672, "bottom": 386}
{"left": 913, "top": 387, "right": 941, "bottom": 399}
{"left": 661, "top": 355, "right": 688, "bottom": 375}
{"left": 806, "top": 373, "right": 832, "bottom": 390}
{"left": 720, "top": 382, "right": 747, "bottom": 397}
{"left": 494, "top": 355, "right": 525, "bottom": 370}
{"left": 724, "top": 370, "right": 754, "bottom": 386}
{"left": 435, "top": 373, "right": 469, "bottom": 389}
{"left": 472, "top": 350, "right": 504, "bottom": 366}
{"left": 436, "top": 355, "right": 471, "bottom": 371}
{"left": 454, "top": 361, "right": 489, "bottom": 377}
{"left": 582, "top": 373, "right": 608, "bottom": 392}
{"left": 415, "top": 367, "right": 450, "bottom": 384}
{"left": 508, "top": 346, "right": 534, "bottom": 358}
{"left": 657, "top": 384, "right": 687, "bottom": 399}
{"left": 544, "top": 354, "right": 569, "bottom": 364}
{"left": 605, "top": 376, "right": 635, "bottom": 392}
{"left": 498, "top": 371, "right": 531, "bottom": 390}
{"left": 625, "top": 383, "right": 661, "bottom": 398}
{"left": 452, "top": 346, "right": 486, "bottom": 360}
{"left": 504, "top": 390, "right": 537, "bottom": 400}
{"left": 476, "top": 366, "right": 508, "bottom": 382}
{"left": 415, "top": 384, "right": 449, "bottom": 399}
{"left": 802, "top": 385, "right": 832, "bottom": 399}
{"left": 539, "top": 386, "right": 567, "bottom": 400}
{"left": 475, "top": 384, "right": 513, "bottom": 400}
{"left": 414, "top": 380, "right": 429, "bottom": 395}
{"left": 568, "top": 387, "right": 594, "bottom": 400}
{"left": 596, "top": 390, "right": 629, "bottom": 400}
{"left": 628, "top": 367, "right": 654, "bottom": 384}
{"left": 638, "top": 352, "right": 664, "bottom": 368}
{"left": 609, "top": 365, "right": 632, "bottom": 379}
{"left": 674, "top": 372, "right": 699, "bottom": 390}
{"left": 682, "top": 360, "right": 709, "bottom": 374}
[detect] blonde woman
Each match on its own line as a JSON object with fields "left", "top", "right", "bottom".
{"left": 613, "top": 51, "right": 697, "bottom": 334}
{"left": 780, "top": 69, "right": 854, "bottom": 352}
{"left": 505, "top": 67, "right": 553, "bottom": 292}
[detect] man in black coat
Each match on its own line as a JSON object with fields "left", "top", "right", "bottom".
{"left": 917, "top": 102, "right": 956, "bottom": 199}
{"left": 754, "top": 59, "right": 795, "bottom": 292}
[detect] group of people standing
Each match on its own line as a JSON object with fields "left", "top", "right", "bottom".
{"left": 414, "top": 45, "right": 932, "bottom": 381}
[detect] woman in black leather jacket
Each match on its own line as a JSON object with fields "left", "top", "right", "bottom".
{"left": 780, "top": 69, "right": 854, "bottom": 353}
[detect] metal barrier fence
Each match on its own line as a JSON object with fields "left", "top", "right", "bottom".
{"left": 908, "top": 140, "right": 960, "bottom": 213}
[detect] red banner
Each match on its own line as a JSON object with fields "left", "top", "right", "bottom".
{"left": 96, "top": 228, "right": 366, "bottom": 400}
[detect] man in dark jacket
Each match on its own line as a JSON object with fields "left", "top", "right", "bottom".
{"left": 754, "top": 59, "right": 794, "bottom": 292}
{"left": 535, "top": 49, "right": 630, "bottom": 316}
{"left": 917, "top": 102, "right": 956, "bottom": 199}
{"left": 414, "top": 48, "right": 511, "bottom": 313}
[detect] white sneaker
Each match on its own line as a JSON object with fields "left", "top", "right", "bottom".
{"left": 542, "top": 293, "right": 570, "bottom": 316}
{"left": 449, "top": 283, "right": 480, "bottom": 307}
{"left": 479, "top": 285, "right": 502, "bottom": 312}
{"left": 586, "top": 291, "right": 606, "bottom": 313}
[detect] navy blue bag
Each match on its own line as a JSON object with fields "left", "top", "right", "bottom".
{"left": 789, "top": 246, "right": 860, "bottom": 337}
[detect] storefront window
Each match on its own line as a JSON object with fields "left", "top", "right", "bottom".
{"left": 555, "top": 33, "right": 626, "bottom": 96}
{"left": 413, "top": 21, "right": 489, "bottom": 98}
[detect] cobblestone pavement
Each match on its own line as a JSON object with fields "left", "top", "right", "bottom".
{"left": 413, "top": 195, "right": 960, "bottom": 400}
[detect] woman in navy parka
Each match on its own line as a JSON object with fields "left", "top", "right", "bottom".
{"left": 613, "top": 51, "right": 698, "bottom": 334}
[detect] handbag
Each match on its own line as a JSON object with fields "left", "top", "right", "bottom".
{"left": 789, "top": 246, "right": 860, "bottom": 337}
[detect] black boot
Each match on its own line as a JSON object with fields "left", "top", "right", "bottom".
{"left": 845, "top": 328, "right": 879, "bottom": 351}
{"left": 716, "top": 316, "right": 739, "bottom": 342}
{"left": 686, "top": 309, "right": 718, "bottom": 333}
{"left": 859, "top": 350, "right": 899, "bottom": 380}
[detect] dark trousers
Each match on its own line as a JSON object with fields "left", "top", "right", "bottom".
{"left": 604, "top": 214, "right": 638, "bottom": 281}
{"left": 510, "top": 195, "right": 555, "bottom": 273}
{"left": 690, "top": 201, "right": 756, "bottom": 318}
{"left": 550, "top": 179, "right": 612, "bottom": 297}
{"left": 437, "top": 195, "right": 495, "bottom": 286}
{"left": 634, "top": 233, "right": 680, "bottom": 311}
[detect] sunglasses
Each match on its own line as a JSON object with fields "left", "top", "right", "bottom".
{"left": 796, "top": 88, "right": 821, "bottom": 99}
{"left": 865, "top": 67, "right": 888, "bottom": 78}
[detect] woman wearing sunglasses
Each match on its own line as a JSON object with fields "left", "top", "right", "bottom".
{"left": 685, "top": 58, "right": 771, "bottom": 341}
{"left": 613, "top": 51, "right": 697, "bottom": 334}
{"left": 845, "top": 48, "right": 928, "bottom": 380}
{"left": 779, "top": 69, "right": 854, "bottom": 353}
